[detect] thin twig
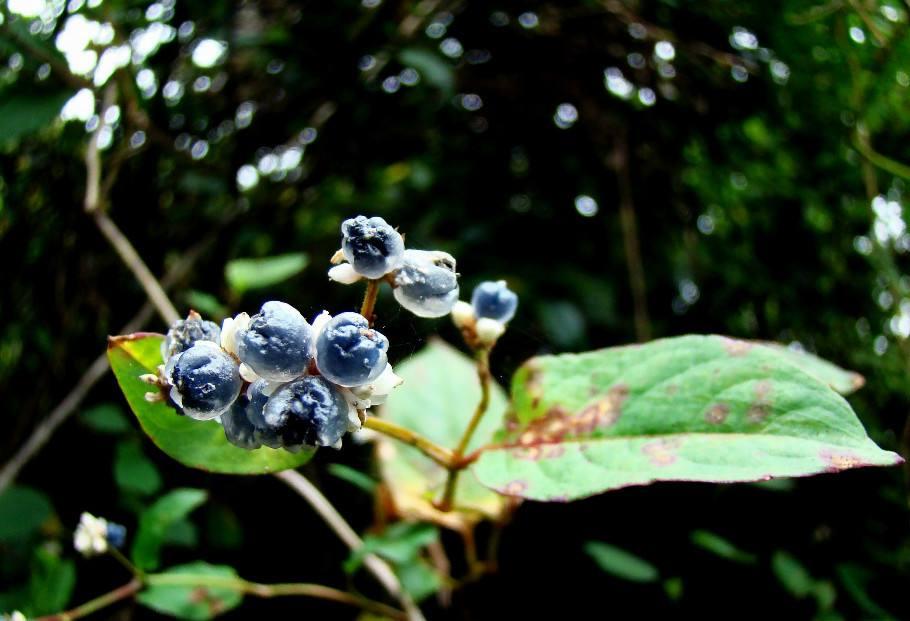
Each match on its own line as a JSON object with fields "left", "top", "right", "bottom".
{"left": 363, "top": 417, "right": 455, "bottom": 468}
{"left": 273, "top": 470, "right": 426, "bottom": 621}
{"left": 361, "top": 279, "right": 381, "bottom": 325}
{"left": 438, "top": 348, "right": 491, "bottom": 511}
{"left": 33, "top": 579, "right": 143, "bottom": 621}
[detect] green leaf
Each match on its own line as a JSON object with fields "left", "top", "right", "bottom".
{"left": 772, "top": 550, "right": 814, "bottom": 598}
{"left": 584, "top": 541, "right": 659, "bottom": 583}
{"left": 327, "top": 463, "right": 378, "bottom": 494}
{"left": 107, "top": 333, "right": 314, "bottom": 474}
{"left": 224, "top": 253, "right": 308, "bottom": 294}
{"left": 162, "top": 519, "right": 199, "bottom": 548}
{"left": 397, "top": 48, "right": 454, "bottom": 94}
{"left": 377, "top": 340, "right": 508, "bottom": 526}
{"left": 27, "top": 547, "right": 76, "bottom": 615}
{"left": 138, "top": 562, "right": 242, "bottom": 620}
{"left": 80, "top": 403, "right": 131, "bottom": 434}
{"left": 345, "top": 522, "right": 438, "bottom": 574}
{"left": 836, "top": 563, "right": 897, "bottom": 619}
{"left": 690, "top": 530, "right": 756, "bottom": 564}
{"left": 398, "top": 558, "right": 443, "bottom": 602}
{"left": 471, "top": 335, "right": 901, "bottom": 501}
{"left": 204, "top": 504, "right": 243, "bottom": 550}
{"left": 0, "top": 486, "right": 52, "bottom": 543}
{"left": 131, "top": 488, "right": 207, "bottom": 570}
{"left": 115, "top": 440, "right": 163, "bottom": 496}
{"left": 758, "top": 343, "right": 865, "bottom": 395}
{"left": 0, "top": 90, "right": 72, "bottom": 143}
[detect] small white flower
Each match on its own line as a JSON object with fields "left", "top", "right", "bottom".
{"left": 328, "top": 263, "right": 364, "bottom": 285}
{"left": 475, "top": 317, "right": 506, "bottom": 345}
{"left": 238, "top": 362, "right": 260, "bottom": 383}
{"left": 347, "top": 363, "right": 403, "bottom": 407}
{"left": 220, "top": 312, "right": 250, "bottom": 356}
{"left": 74, "top": 512, "right": 110, "bottom": 557}
{"left": 450, "top": 300, "right": 476, "bottom": 329}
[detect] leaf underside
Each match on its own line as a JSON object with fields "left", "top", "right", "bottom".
{"left": 471, "top": 335, "right": 901, "bottom": 502}
{"left": 107, "top": 333, "right": 314, "bottom": 475}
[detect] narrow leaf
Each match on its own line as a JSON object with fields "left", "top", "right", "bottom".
{"left": 107, "top": 333, "right": 314, "bottom": 474}
{"left": 114, "top": 440, "right": 163, "bottom": 496}
{"left": 225, "top": 253, "right": 308, "bottom": 294}
{"left": 585, "top": 541, "right": 659, "bottom": 583}
{"left": 80, "top": 403, "right": 130, "bottom": 434}
{"left": 472, "top": 335, "right": 901, "bottom": 501}
{"left": 690, "top": 530, "right": 756, "bottom": 564}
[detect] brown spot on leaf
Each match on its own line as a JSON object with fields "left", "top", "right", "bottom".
{"left": 722, "top": 338, "right": 753, "bottom": 357}
{"left": 665, "top": 384, "right": 679, "bottom": 396}
{"left": 705, "top": 403, "right": 730, "bottom": 424}
{"left": 849, "top": 373, "right": 865, "bottom": 390}
{"left": 642, "top": 439, "right": 682, "bottom": 466}
{"left": 747, "top": 403, "right": 771, "bottom": 423}
{"left": 502, "top": 480, "right": 528, "bottom": 496}
{"left": 820, "top": 450, "right": 868, "bottom": 471}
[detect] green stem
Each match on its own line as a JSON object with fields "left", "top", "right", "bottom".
{"left": 438, "top": 348, "right": 491, "bottom": 511}
{"left": 364, "top": 417, "right": 455, "bottom": 468}
{"left": 33, "top": 579, "right": 142, "bottom": 621}
{"left": 361, "top": 279, "right": 381, "bottom": 325}
{"left": 108, "top": 546, "right": 142, "bottom": 578}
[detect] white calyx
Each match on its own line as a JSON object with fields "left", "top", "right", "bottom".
{"left": 220, "top": 312, "right": 250, "bottom": 357}
{"left": 328, "top": 263, "right": 364, "bottom": 285}
{"left": 73, "top": 512, "right": 111, "bottom": 557}
{"left": 475, "top": 317, "right": 506, "bottom": 345}
{"left": 451, "top": 300, "right": 476, "bottom": 329}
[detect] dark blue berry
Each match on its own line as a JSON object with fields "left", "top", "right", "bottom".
{"left": 105, "top": 522, "right": 127, "bottom": 549}
{"left": 162, "top": 311, "right": 221, "bottom": 360}
{"left": 262, "top": 376, "right": 349, "bottom": 448}
{"left": 341, "top": 215, "right": 405, "bottom": 279}
{"left": 236, "top": 301, "right": 312, "bottom": 382}
{"left": 393, "top": 249, "right": 459, "bottom": 318}
{"left": 471, "top": 280, "right": 518, "bottom": 323}
{"left": 315, "top": 312, "right": 389, "bottom": 387}
{"left": 166, "top": 341, "right": 242, "bottom": 420}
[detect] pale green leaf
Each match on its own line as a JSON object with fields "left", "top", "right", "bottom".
{"left": 585, "top": 541, "right": 659, "bottom": 583}
{"left": 131, "top": 488, "right": 207, "bottom": 570}
{"left": 472, "top": 335, "right": 901, "bottom": 501}
{"left": 114, "top": 440, "right": 163, "bottom": 496}
{"left": 138, "top": 562, "right": 242, "bottom": 620}
{"left": 225, "top": 253, "right": 308, "bottom": 294}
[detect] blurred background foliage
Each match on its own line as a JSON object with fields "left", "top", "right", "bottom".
{"left": 1, "top": 0, "right": 909, "bottom": 618}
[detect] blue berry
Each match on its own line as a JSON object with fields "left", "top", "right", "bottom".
{"left": 471, "top": 280, "right": 518, "bottom": 323}
{"left": 166, "top": 341, "right": 242, "bottom": 420}
{"left": 262, "top": 376, "right": 349, "bottom": 448}
{"left": 315, "top": 312, "right": 389, "bottom": 387}
{"left": 105, "top": 522, "right": 127, "bottom": 549}
{"left": 392, "top": 249, "right": 459, "bottom": 318}
{"left": 161, "top": 311, "right": 221, "bottom": 360}
{"left": 236, "top": 301, "right": 313, "bottom": 382}
{"left": 222, "top": 380, "right": 285, "bottom": 450}
{"left": 341, "top": 215, "right": 405, "bottom": 279}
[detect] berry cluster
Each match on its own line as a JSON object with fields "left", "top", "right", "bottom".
{"left": 149, "top": 302, "right": 398, "bottom": 451}
{"left": 329, "top": 216, "right": 460, "bottom": 318}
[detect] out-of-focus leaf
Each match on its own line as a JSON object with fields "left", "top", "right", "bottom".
{"left": 225, "top": 253, "right": 308, "bottom": 294}
{"left": 398, "top": 558, "right": 442, "bottom": 602}
{"left": 183, "top": 290, "right": 228, "bottom": 320}
{"left": 772, "top": 550, "right": 814, "bottom": 598}
{"left": 131, "top": 488, "right": 207, "bottom": 570}
{"left": 0, "top": 486, "right": 52, "bottom": 543}
{"left": 205, "top": 504, "right": 243, "bottom": 550}
{"left": 138, "top": 562, "right": 242, "bottom": 620}
{"left": 837, "top": 563, "right": 897, "bottom": 619}
{"left": 345, "top": 522, "right": 438, "bottom": 574}
{"left": 584, "top": 541, "right": 659, "bottom": 583}
{"left": 397, "top": 48, "right": 455, "bottom": 94}
{"left": 27, "top": 546, "right": 76, "bottom": 615}
{"left": 108, "top": 333, "right": 315, "bottom": 474}
{"left": 80, "top": 403, "right": 130, "bottom": 434}
{"left": 162, "top": 519, "right": 198, "bottom": 548}
{"left": 690, "top": 530, "right": 757, "bottom": 564}
{"left": 327, "top": 463, "right": 378, "bottom": 494}
{"left": 378, "top": 341, "right": 508, "bottom": 529}
{"left": 114, "top": 440, "right": 163, "bottom": 496}
{"left": 0, "top": 90, "right": 72, "bottom": 143}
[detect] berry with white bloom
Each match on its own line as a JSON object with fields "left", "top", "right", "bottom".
{"left": 236, "top": 301, "right": 313, "bottom": 382}
{"left": 341, "top": 215, "right": 405, "bottom": 279}
{"left": 262, "top": 376, "right": 349, "bottom": 448}
{"left": 315, "top": 312, "right": 389, "bottom": 387}
{"left": 392, "top": 249, "right": 460, "bottom": 318}
{"left": 74, "top": 512, "right": 125, "bottom": 557}
{"left": 161, "top": 310, "right": 221, "bottom": 360}
{"left": 471, "top": 280, "right": 518, "bottom": 323}
{"left": 165, "top": 341, "right": 242, "bottom": 420}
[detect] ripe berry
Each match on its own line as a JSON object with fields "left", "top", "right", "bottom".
{"left": 222, "top": 399, "right": 262, "bottom": 450}
{"left": 262, "top": 376, "right": 349, "bottom": 448}
{"left": 105, "top": 522, "right": 127, "bottom": 549}
{"left": 341, "top": 215, "right": 405, "bottom": 279}
{"left": 162, "top": 311, "right": 221, "bottom": 360}
{"left": 166, "top": 341, "right": 242, "bottom": 420}
{"left": 471, "top": 280, "right": 518, "bottom": 323}
{"left": 393, "top": 249, "right": 460, "bottom": 318}
{"left": 315, "top": 312, "right": 389, "bottom": 387}
{"left": 236, "top": 301, "right": 313, "bottom": 382}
